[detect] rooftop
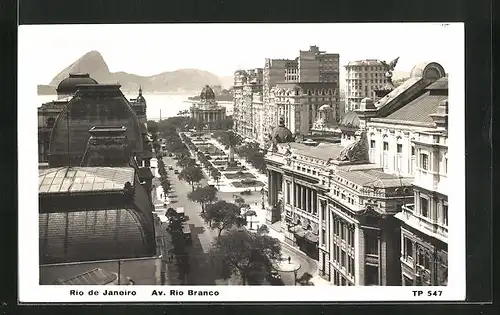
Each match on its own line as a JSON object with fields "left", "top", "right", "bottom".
{"left": 39, "top": 208, "right": 155, "bottom": 264}
{"left": 337, "top": 169, "right": 413, "bottom": 189}
{"left": 289, "top": 142, "right": 344, "bottom": 161}
{"left": 39, "top": 167, "right": 135, "bottom": 194}
{"left": 383, "top": 85, "right": 448, "bottom": 124}
{"left": 346, "top": 59, "right": 383, "bottom": 67}
{"left": 374, "top": 77, "right": 422, "bottom": 108}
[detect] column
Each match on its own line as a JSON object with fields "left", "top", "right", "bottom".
{"left": 303, "top": 186, "right": 307, "bottom": 210}
{"left": 267, "top": 171, "right": 272, "bottom": 206}
{"left": 292, "top": 181, "right": 299, "bottom": 210}
{"left": 305, "top": 188, "right": 310, "bottom": 212}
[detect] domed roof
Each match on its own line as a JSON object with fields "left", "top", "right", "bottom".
{"left": 271, "top": 116, "right": 293, "bottom": 143}
{"left": 200, "top": 85, "right": 216, "bottom": 100}
{"left": 56, "top": 73, "right": 98, "bottom": 95}
{"left": 339, "top": 111, "right": 360, "bottom": 129}
{"left": 410, "top": 62, "right": 446, "bottom": 79}
{"left": 136, "top": 86, "right": 146, "bottom": 104}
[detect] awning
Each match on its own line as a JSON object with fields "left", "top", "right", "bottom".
{"left": 304, "top": 231, "right": 319, "bottom": 243}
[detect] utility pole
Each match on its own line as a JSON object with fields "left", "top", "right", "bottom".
{"left": 117, "top": 259, "right": 121, "bottom": 285}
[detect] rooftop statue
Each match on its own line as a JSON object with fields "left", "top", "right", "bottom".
{"left": 337, "top": 131, "right": 370, "bottom": 163}
{"left": 380, "top": 57, "right": 400, "bottom": 84}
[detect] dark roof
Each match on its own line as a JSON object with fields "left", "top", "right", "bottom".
{"left": 56, "top": 73, "right": 98, "bottom": 95}
{"left": 200, "top": 85, "right": 216, "bottom": 100}
{"left": 38, "top": 167, "right": 135, "bottom": 194}
{"left": 48, "top": 86, "right": 144, "bottom": 166}
{"left": 39, "top": 208, "right": 155, "bottom": 264}
{"left": 426, "top": 77, "right": 448, "bottom": 90}
{"left": 339, "top": 111, "right": 360, "bottom": 129}
{"left": 383, "top": 91, "right": 448, "bottom": 124}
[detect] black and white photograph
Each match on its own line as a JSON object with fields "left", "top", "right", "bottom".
{"left": 18, "top": 22, "right": 465, "bottom": 302}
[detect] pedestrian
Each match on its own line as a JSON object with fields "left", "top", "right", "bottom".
{"left": 288, "top": 256, "right": 291, "bottom": 264}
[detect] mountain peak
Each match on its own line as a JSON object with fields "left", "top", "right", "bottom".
{"left": 49, "top": 50, "right": 110, "bottom": 86}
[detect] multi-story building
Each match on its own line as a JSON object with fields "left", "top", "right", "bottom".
{"left": 190, "top": 85, "right": 227, "bottom": 129}
{"left": 233, "top": 69, "right": 263, "bottom": 138}
{"left": 395, "top": 97, "right": 448, "bottom": 286}
{"left": 265, "top": 61, "right": 448, "bottom": 286}
{"left": 236, "top": 46, "right": 340, "bottom": 145}
{"left": 345, "top": 59, "right": 391, "bottom": 112}
{"left": 38, "top": 74, "right": 151, "bottom": 167}
{"left": 269, "top": 82, "right": 339, "bottom": 136}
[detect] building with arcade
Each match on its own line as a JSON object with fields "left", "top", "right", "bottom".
{"left": 264, "top": 61, "right": 449, "bottom": 286}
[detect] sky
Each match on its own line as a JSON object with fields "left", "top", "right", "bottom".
{"left": 19, "top": 23, "right": 463, "bottom": 86}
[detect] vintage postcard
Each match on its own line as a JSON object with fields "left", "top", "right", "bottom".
{"left": 18, "top": 22, "right": 465, "bottom": 302}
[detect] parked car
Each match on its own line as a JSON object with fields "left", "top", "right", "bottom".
{"left": 174, "top": 169, "right": 179, "bottom": 174}
{"left": 168, "top": 165, "right": 173, "bottom": 170}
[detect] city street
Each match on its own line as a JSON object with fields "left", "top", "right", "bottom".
{"left": 161, "top": 155, "right": 218, "bottom": 285}
{"left": 158, "top": 153, "right": 318, "bottom": 286}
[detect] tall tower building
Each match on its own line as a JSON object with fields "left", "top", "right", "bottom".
{"left": 344, "top": 59, "right": 390, "bottom": 112}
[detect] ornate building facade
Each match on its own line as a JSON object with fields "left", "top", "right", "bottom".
{"left": 345, "top": 59, "right": 393, "bottom": 112}
{"left": 270, "top": 82, "right": 339, "bottom": 137}
{"left": 190, "top": 85, "right": 227, "bottom": 128}
{"left": 235, "top": 46, "right": 340, "bottom": 145}
{"left": 395, "top": 98, "right": 448, "bottom": 286}
{"left": 264, "top": 61, "right": 449, "bottom": 286}
{"left": 233, "top": 69, "right": 263, "bottom": 139}
{"left": 37, "top": 73, "right": 162, "bottom": 284}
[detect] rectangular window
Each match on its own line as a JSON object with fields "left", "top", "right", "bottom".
{"left": 365, "top": 265, "right": 379, "bottom": 285}
{"left": 443, "top": 204, "right": 448, "bottom": 226}
{"left": 286, "top": 182, "right": 291, "bottom": 204}
{"left": 397, "top": 143, "right": 403, "bottom": 153}
{"left": 445, "top": 158, "right": 448, "bottom": 174}
{"left": 370, "top": 140, "right": 375, "bottom": 148}
{"left": 383, "top": 142, "right": 389, "bottom": 151}
{"left": 340, "top": 223, "right": 345, "bottom": 240}
{"left": 420, "top": 197, "right": 429, "bottom": 218}
{"left": 321, "top": 229, "right": 326, "bottom": 246}
{"left": 341, "top": 251, "right": 346, "bottom": 268}
{"left": 366, "top": 235, "right": 379, "bottom": 255}
{"left": 404, "top": 237, "right": 413, "bottom": 260}
{"left": 347, "top": 256, "right": 354, "bottom": 275}
{"left": 421, "top": 153, "right": 429, "bottom": 170}
{"left": 411, "top": 146, "right": 415, "bottom": 156}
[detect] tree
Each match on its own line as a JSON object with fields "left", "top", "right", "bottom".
{"left": 187, "top": 186, "right": 218, "bottom": 212}
{"left": 210, "top": 168, "right": 221, "bottom": 189}
{"left": 256, "top": 225, "right": 269, "bottom": 235}
{"left": 201, "top": 200, "right": 245, "bottom": 237}
{"left": 297, "top": 272, "right": 314, "bottom": 286}
{"left": 147, "top": 120, "right": 159, "bottom": 134}
{"left": 178, "top": 166, "right": 204, "bottom": 191}
{"left": 209, "top": 229, "right": 281, "bottom": 285}
{"left": 233, "top": 196, "right": 247, "bottom": 209}
{"left": 220, "top": 130, "right": 242, "bottom": 165}
{"left": 177, "top": 156, "right": 196, "bottom": 169}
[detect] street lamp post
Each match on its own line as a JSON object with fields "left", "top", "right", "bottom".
{"left": 261, "top": 188, "right": 265, "bottom": 209}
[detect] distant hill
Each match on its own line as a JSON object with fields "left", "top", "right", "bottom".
{"left": 38, "top": 50, "right": 227, "bottom": 94}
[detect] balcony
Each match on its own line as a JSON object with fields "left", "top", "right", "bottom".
{"left": 399, "top": 204, "right": 448, "bottom": 242}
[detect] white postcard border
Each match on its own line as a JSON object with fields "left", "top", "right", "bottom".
{"left": 17, "top": 23, "right": 465, "bottom": 302}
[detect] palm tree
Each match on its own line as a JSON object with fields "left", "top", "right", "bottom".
{"left": 225, "top": 130, "right": 241, "bottom": 166}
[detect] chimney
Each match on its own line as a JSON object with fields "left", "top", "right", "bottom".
{"left": 429, "top": 99, "right": 448, "bottom": 130}
{"left": 80, "top": 126, "right": 130, "bottom": 167}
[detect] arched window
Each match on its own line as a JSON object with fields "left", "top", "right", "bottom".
{"left": 307, "top": 89, "right": 312, "bottom": 96}
{"left": 382, "top": 135, "right": 389, "bottom": 169}
{"left": 396, "top": 136, "right": 403, "bottom": 171}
